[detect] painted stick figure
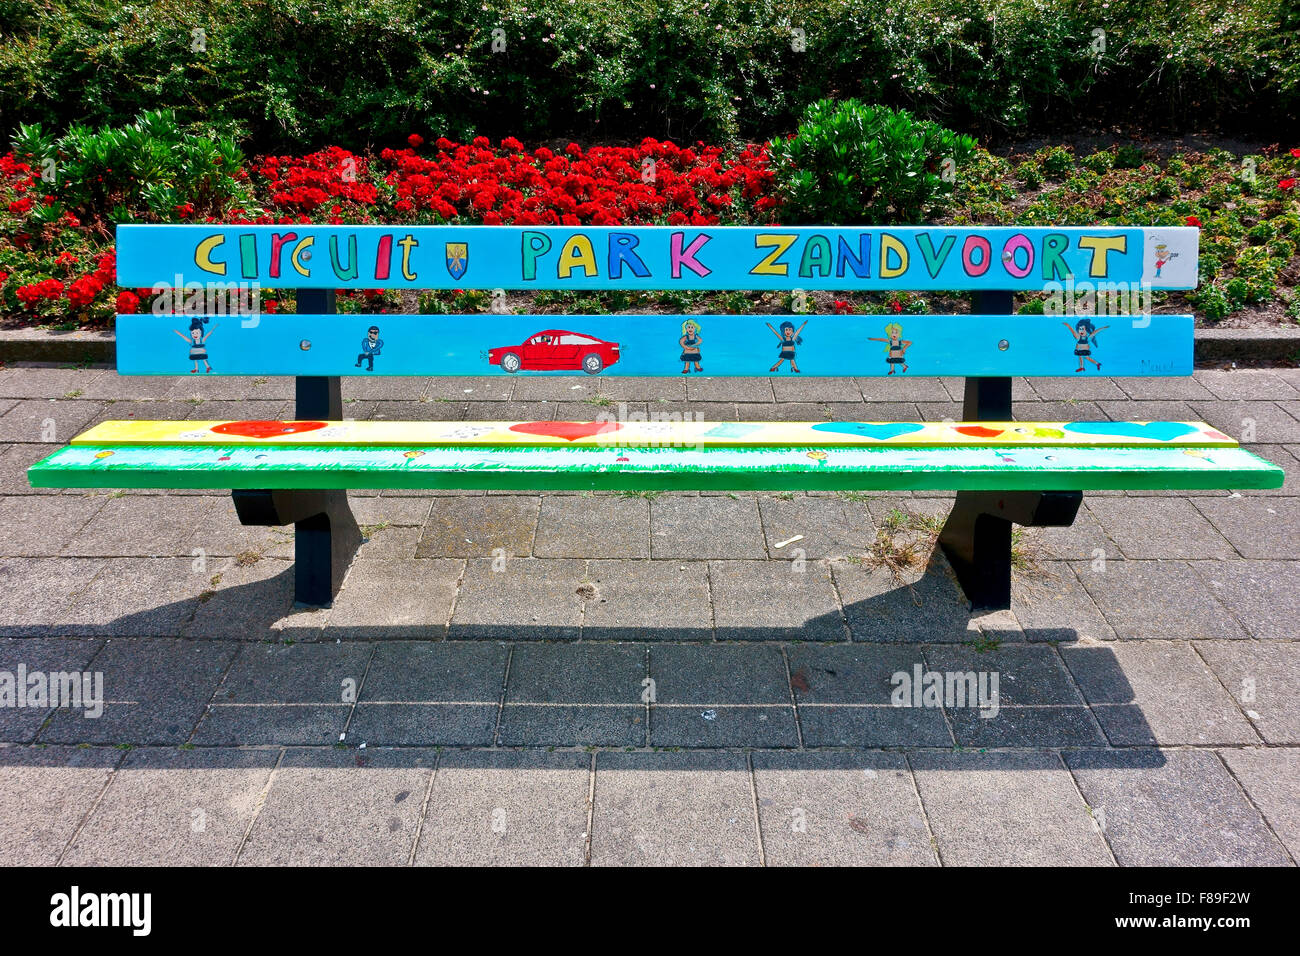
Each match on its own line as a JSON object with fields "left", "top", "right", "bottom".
{"left": 1064, "top": 317, "right": 1109, "bottom": 372}
{"left": 355, "top": 325, "right": 383, "bottom": 371}
{"left": 174, "top": 318, "right": 216, "bottom": 373}
{"left": 679, "top": 319, "right": 703, "bottom": 374}
{"left": 1153, "top": 242, "right": 1179, "bottom": 278}
{"left": 767, "top": 319, "right": 808, "bottom": 373}
{"left": 868, "top": 322, "right": 912, "bottom": 374}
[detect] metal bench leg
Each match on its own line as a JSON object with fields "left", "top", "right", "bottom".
{"left": 940, "top": 490, "right": 1082, "bottom": 611}
{"left": 232, "top": 489, "right": 361, "bottom": 606}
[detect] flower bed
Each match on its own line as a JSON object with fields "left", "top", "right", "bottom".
{"left": 1, "top": 135, "right": 1298, "bottom": 329}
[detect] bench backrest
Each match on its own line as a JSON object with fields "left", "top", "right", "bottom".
{"left": 113, "top": 225, "right": 1200, "bottom": 379}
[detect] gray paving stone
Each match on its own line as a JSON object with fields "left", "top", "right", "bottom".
{"left": 0, "top": 367, "right": 112, "bottom": 400}
{"left": 61, "top": 494, "right": 216, "bottom": 557}
{"left": 449, "top": 558, "right": 585, "bottom": 640}
{"left": 1094, "top": 399, "right": 1200, "bottom": 423}
{"left": 535, "top": 495, "right": 649, "bottom": 558}
{"left": 1075, "top": 559, "right": 1247, "bottom": 640}
{"left": 177, "top": 399, "right": 291, "bottom": 423}
{"left": 1189, "top": 400, "right": 1300, "bottom": 443}
{"left": 651, "top": 704, "right": 798, "bottom": 747}
{"left": 507, "top": 643, "right": 646, "bottom": 705}
{"left": 0, "top": 494, "right": 104, "bottom": 557}
{"left": 1195, "top": 370, "right": 1297, "bottom": 400}
{"left": 590, "top": 752, "right": 759, "bottom": 866}
{"left": 63, "top": 747, "right": 279, "bottom": 865}
{"left": 1218, "top": 749, "right": 1300, "bottom": 861}
{"left": 1016, "top": 509, "right": 1113, "bottom": 567}
{"left": 786, "top": 643, "right": 931, "bottom": 705}
{"left": 581, "top": 560, "right": 712, "bottom": 640}
{"left": 1086, "top": 497, "right": 1234, "bottom": 559}
{"left": 1194, "top": 497, "right": 1300, "bottom": 559}
{"left": 0, "top": 557, "right": 102, "bottom": 637}
{"left": 367, "top": 400, "right": 464, "bottom": 422}
{"left": 757, "top": 495, "right": 874, "bottom": 559}
{"left": 1114, "top": 375, "right": 1213, "bottom": 400}
{"left": 650, "top": 643, "right": 790, "bottom": 704}
{"left": 752, "top": 752, "right": 935, "bottom": 866}
{"left": 798, "top": 704, "right": 952, "bottom": 747}
{"left": 167, "top": 375, "right": 295, "bottom": 402}
{"left": 195, "top": 704, "right": 352, "bottom": 746}
{"left": 1191, "top": 559, "right": 1300, "bottom": 640}
{"left": 709, "top": 560, "right": 845, "bottom": 640}
{"left": 1061, "top": 642, "right": 1258, "bottom": 745}
{"left": 946, "top": 706, "right": 1106, "bottom": 747}
{"left": 426, "top": 375, "right": 511, "bottom": 402}
{"left": 1012, "top": 562, "right": 1117, "bottom": 642}
{"left": 1021, "top": 400, "right": 1107, "bottom": 422}
{"left": 360, "top": 641, "right": 508, "bottom": 702}
{"left": 911, "top": 751, "right": 1113, "bottom": 866}
{"left": 0, "top": 745, "right": 122, "bottom": 864}
{"left": 733, "top": 401, "right": 829, "bottom": 422}
{"left": 39, "top": 638, "right": 236, "bottom": 745}
{"left": 413, "top": 751, "right": 590, "bottom": 866}
{"left": 497, "top": 705, "right": 645, "bottom": 747}
{"left": 853, "top": 401, "right": 923, "bottom": 421}
{"left": 1066, "top": 749, "right": 1290, "bottom": 866}
{"left": 1196, "top": 641, "right": 1300, "bottom": 743}
{"left": 855, "top": 376, "right": 949, "bottom": 402}
{"left": 1030, "top": 376, "right": 1129, "bottom": 400}
{"left": 0, "top": 442, "right": 66, "bottom": 495}
{"left": 56, "top": 557, "right": 204, "bottom": 638}
{"left": 415, "top": 495, "right": 537, "bottom": 557}
{"left": 0, "top": 637, "right": 102, "bottom": 741}
{"left": 212, "top": 642, "right": 371, "bottom": 704}
{"left": 348, "top": 495, "right": 433, "bottom": 527}
{"left": 772, "top": 377, "right": 862, "bottom": 403}
{"left": 923, "top": 644, "right": 1084, "bottom": 705}
{"left": 75, "top": 375, "right": 181, "bottom": 401}
{"left": 650, "top": 495, "right": 767, "bottom": 559}
{"left": 835, "top": 552, "right": 976, "bottom": 643}
{"left": 347, "top": 702, "right": 499, "bottom": 745}
{"left": 0, "top": 397, "right": 103, "bottom": 443}
{"left": 185, "top": 557, "right": 321, "bottom": 642}
{"left": 464, "top": 400, "right": 553, "bottom": 421}
{"left": 352, "top": 524, "right": 422, "bottom": 559}
{"left": 328, "top": 558, "right": 461, "bottom": 639}
{"left": 237, "top": 747, "right": 436, "bottom": 866}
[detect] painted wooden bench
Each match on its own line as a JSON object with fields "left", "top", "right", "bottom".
{"left": 28, "top": 225, "right": 1283, "bottom": 612}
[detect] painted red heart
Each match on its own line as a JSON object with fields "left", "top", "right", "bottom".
{"left": 211, "top": 420, "right": 329, "bottom": 438}
{"left": 509, "top": 421, "right": 623, "bottom": 441}
{"left": 954, "top": 425, "right": 1005, "bottom": 438}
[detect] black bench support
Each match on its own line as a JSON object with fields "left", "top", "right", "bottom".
{"left": 938, "top": 290, "right": 1082, "bottom": 611}
{"left": 232, "top": 288, "right": 360, "bottom": 606}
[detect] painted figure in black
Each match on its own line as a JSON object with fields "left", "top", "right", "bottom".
{"left": 767, "top": 319, "right": 808, "bottom": 373}
{"left": 1063, "top": 317, "right": 1108, "bottom": 372}
{"left": 355, "top": 325, "right": 383, "bottom": 371}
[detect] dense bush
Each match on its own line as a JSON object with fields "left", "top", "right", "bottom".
{"left": 766, "top": 99, "right": 976, "bottom": 224}
{"left": 1, "top": 0, "right": 1296, "bottom": 153}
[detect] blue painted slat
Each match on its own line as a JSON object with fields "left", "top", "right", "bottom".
{"left": 115, "top": 225, "right": 1201, "bottom": 291}
{"left": 116, "top": 313, "right": 1192, "bottom": 378}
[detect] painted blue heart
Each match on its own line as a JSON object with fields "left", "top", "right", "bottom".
{"left": 811, "top": 422, "right": 926, "bottom": 440}
{"left": 1064, "top": 421, "right": 1197, "bottom": 442}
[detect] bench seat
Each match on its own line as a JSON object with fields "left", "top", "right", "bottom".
{"left": 30, "top": 419, "right": 1284, "bottom": 492}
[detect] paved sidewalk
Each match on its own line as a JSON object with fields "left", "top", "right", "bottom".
{"left": 0, "top": 365, "right": 1297, "bottom": 865}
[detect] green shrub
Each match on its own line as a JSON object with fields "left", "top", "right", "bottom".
{"left": 1040, "top": 146, "right": 1075, "bottom": 179}
{"left": 765, "top": 99, "right": 976, "bottom": 225}
{"left": 11, "top": 110, "right": 254, "bottom": 224}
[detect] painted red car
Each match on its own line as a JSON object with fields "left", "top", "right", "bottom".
{"left": 487, "top": 330, "right": 620, "bottom": 374}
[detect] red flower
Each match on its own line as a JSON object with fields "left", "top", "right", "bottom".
{"left": 1280, "top": 178, "right": 1296, "bottom": 190}
{"left": 407, "top": 134, "right": 424, "bottom": 148}
{"left": 8, "top": 197, "right": 33, "bottom": 216}
{"left": 263, "top": 299, "right": 278, "bottom": 314}
{"left": 890, "top": 299, "right": 903, "bottom": 313}
{"left": 1185, "top": 215, "right": 1202, "bottom": 226}
{"left": 1291, "top": 148, "right": 1300, "bottom": 158}
{"left": 115, "top": 291, "right": 140, "bottom": 314}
